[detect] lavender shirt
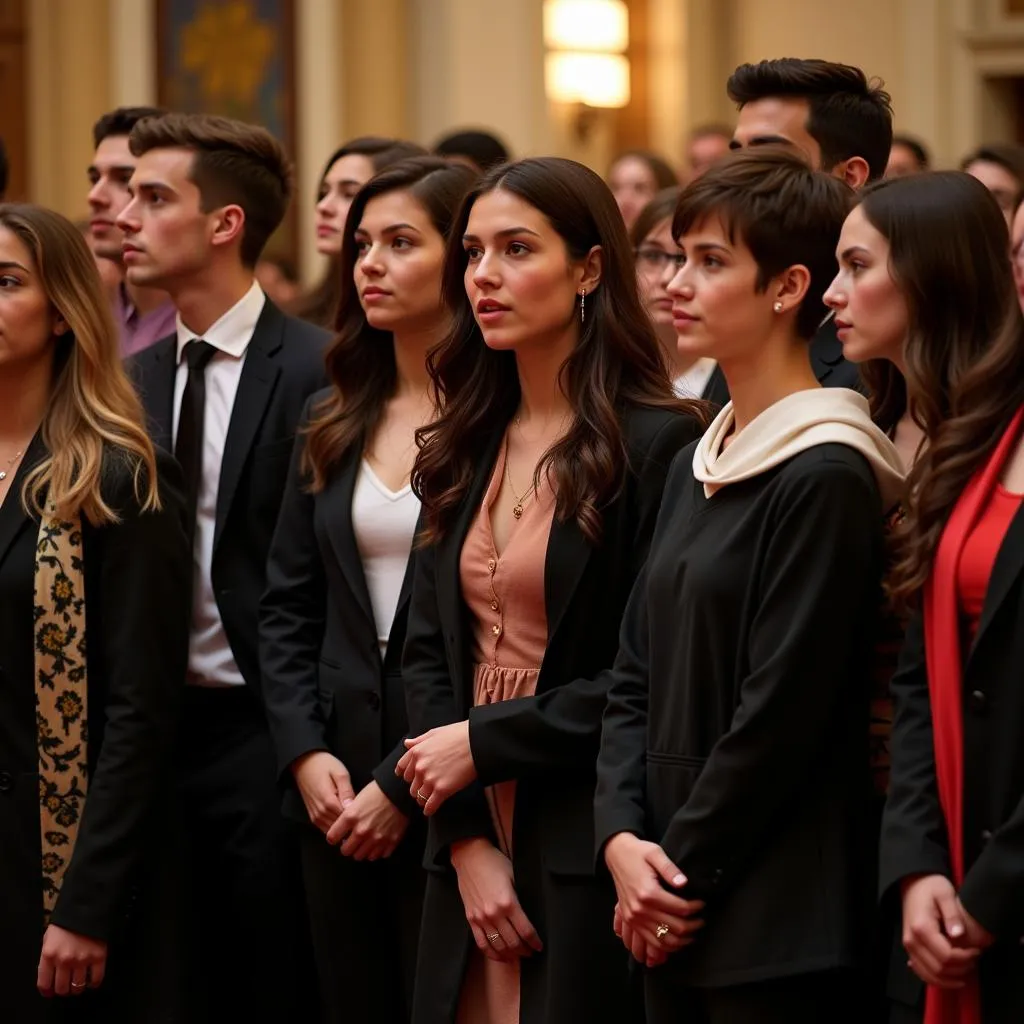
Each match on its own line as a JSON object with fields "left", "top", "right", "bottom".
{"left": 114, "top": 284, "right": 178, "bottom": 357}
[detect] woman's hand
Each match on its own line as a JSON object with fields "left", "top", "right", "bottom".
{"left": 37, "top": 925, "right": 108, "bottom": 997}
{"left": 325, "top": 780, "right": 409, "bottom": 861}
{"left": 901, "top": 874, "right": 981, "bottom": 988}
{"left": 450, "top": 837, "right": 543, "bottom": 963}
{"left": 396, "top": 722, "right": 476, "bottom": 815}
{"left": 603, "top": 832, "right": 705, "bottom": 966}
{"left": 290, "top": 751, "right": 356, "bottom": 834}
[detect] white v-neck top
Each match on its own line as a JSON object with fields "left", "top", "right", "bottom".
{"left": 352, "top": 459, "right": 421, "bottom": 658}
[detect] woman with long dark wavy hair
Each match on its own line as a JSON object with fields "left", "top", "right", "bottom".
{"left": 824, "top": 170, "right": 1018, "bottom": 1021}
{"left": 260, "top": 156, "right": 474, "bottom": 1023}
{"left": 393, "top": 156, "right": 707, "bottom": 1023}
{"left": 837, "top": 171, "right": 1024, "bottom": 1021}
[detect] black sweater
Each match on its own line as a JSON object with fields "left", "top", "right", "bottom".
{"left": 595, "top": 441, "right": 885, "bottom": 987}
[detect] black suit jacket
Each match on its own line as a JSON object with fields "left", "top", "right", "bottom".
{"left": 260, "top": 391, "right": 420, "bottom": 822}
{"left": 0, "top": 443, "right": 190, "bottom": 1014}
{"left": 402, "top": 406, "right": 702, "bottom": 1023}
{"left": 880, "top": 505, "right": 1024, "bottom": 1018}
{"left": 129, "top": 298, "right": 330, "bottom": 705}
{"left": 702, "top": 316, "right": 861, "bottom": 405}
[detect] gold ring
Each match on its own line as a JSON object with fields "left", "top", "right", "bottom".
{"left": 655, "top": 923, "right": 670, "bottom": 940}
{"left": 486, "top": 932, "right": 501, "bottom": 944}
{"left": 416, "top": 789, "right": 428, "bottom": 803}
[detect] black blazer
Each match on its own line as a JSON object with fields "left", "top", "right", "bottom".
{"left": 129, "top": 298, "right": 330, "bottom": 705}
{"left": 702, "top": 316, "right": 861, "bottom": 405}
{"left": 595, "top": 443, "right": 885, "bottom": 988}
{"left": 260, "top": 391, "right": 419, "bottom": 821}
{"left": 402, "top": 405, "right": 701, "bottom": 1022}
{"left": 0, "top": 444, "right": 190, "bottom": 1012}
{"left": 880, "top": 505, "right": 1024, "bottom": 1019}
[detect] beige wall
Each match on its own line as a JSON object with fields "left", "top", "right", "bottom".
{"left": 24, "top": 0, "right": 1023, "bottom": 268}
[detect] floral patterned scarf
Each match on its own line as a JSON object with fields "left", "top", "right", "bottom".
{"left": 34, "top": 510, "right": 88, "bottom": 922}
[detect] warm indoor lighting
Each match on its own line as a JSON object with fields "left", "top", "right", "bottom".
{"left": 543, "top": 0, "right": 630, "bottom": 112}
{"left": 545, "top": 52, "right": 631, "bottom": 109}
{"left": 543, "top": 0, "right": 629, "bottom": 53}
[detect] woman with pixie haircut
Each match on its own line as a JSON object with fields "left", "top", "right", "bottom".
{"left": 596, "top": 148, "right": 904, "bottom": 1023}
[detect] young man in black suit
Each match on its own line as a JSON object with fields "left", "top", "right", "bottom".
{"left": 700, "top": 57, "right": 894, "bottom": 404}
{"left": 117, "top": 112, "right": 329, "bottom": 1023}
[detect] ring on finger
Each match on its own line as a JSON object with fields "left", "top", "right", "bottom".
{"left": 655, "top": 922, "right": 670, "bottom": 940}
{"left": 486, "top": 932, "right": 502, "bottom": 945}
{"left": 71, "top": 981, "right": 87, "bottom": 991}
{"left": 416, "top": 788, "right": 428, "bottom": 804}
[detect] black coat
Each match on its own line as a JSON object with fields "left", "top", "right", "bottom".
{"left": 128, "top": 299, "right": 330, "bottom": 709}
{"left": 0, "top": 443, "right": 191, "bottom": 1023}
{"left": 880, "top": 503, "right": 1024, "bottom": 1021}
{"left": 595, "top": 443, "right": 886, "bottom": 990}
{"left": 260, "top": 391, "right": 420, "bottom": 819}
{"left": 402, "top": 405, "right": 702, "bottom": 1024}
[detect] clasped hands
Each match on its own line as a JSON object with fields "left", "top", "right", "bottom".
{"left": 395, "top": 721, "right": 477, "bottom": 816}
{"left": 604, "top": 833, "right": 706, "bottom": 968}
{"left": 291, "top": 751, "right": 409, "bottom": 860}
{"left": 900, "top": 874, "right": 994, "bottom": 990}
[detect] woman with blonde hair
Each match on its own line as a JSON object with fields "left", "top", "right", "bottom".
{"left": 0, "top": 204, "right": 191, "bottom": 1022}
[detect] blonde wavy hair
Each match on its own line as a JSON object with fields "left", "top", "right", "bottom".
{"left": 2, "top": 204, "right": 160, "bottom": 523}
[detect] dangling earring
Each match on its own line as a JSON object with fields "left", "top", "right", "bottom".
{"left": 580, "top": 289, "right": 586, "bottom": 325}
{"left": 773, "top": 300, "right": 783, "bottom": 313}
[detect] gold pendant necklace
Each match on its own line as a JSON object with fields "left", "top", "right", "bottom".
{"left": 0, "top": 448, "right": 25, "bottom": 482}
{"left": 505, "top": 455, "right": 536, "bottom": 519}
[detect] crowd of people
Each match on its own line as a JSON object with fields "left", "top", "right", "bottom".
{"left": 3, "top": 52, "right": 1024, "bottom": 1024}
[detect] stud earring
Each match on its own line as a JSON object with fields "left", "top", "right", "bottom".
{"left": 580, "top": 289, "right": 586, "bottom": 325}
{"left": 773, "top": 300, "right": 784, "bottom": 313}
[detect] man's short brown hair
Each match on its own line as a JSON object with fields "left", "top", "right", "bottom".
{"left": 673, "top": 147, "right": 853, "bottom": 339}
{"left": 129, "top": 112, "right": 294, "bottom": 267}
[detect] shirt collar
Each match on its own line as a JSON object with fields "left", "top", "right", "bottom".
{"left": 175, "top": 281, "right": 266, "bottom": 364}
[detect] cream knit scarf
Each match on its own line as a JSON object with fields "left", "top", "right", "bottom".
{"left": 692, "top": 388, "right": 905, "bottom": 508}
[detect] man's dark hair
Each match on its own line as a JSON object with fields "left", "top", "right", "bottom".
{"left": 434, "top": 129, "right": 510, "bottom": 172}
{"left": 130, "top": 112, "right": 294, "bottom": 267}
{"left": 673, "top": 147, "right": 854, "bottom": 340}
{"left": 727, "top": 58, "right": 893, "bottom": 182}
{"left": 961, "top": 143, "right": 1024, "bottom": 186}
{"left": 892, "top": 134, "right": 930, "bottom": 171}
{"left": 92, "top": 106, "right": 165, "bottom": 148}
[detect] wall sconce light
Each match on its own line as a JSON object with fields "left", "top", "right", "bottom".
{"left": 544, "top": 0, "right": 630, "bottom": 139}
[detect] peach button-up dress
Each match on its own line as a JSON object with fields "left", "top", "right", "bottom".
{"left": 455, "top": 438, "right": 555, "bottom": 1024}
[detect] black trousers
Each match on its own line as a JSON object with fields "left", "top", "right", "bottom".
{"left": 174, "top": 687, "right": 316, "bottom": 1024}
{"left": 300, "top": 821, "right": 425, "bottom": 1023}
{"left": 645, "top": 968, "right": 856, "bottom": 1024}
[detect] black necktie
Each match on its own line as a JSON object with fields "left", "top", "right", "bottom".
{"left": 175, "top": 339, "right": 217, "bottom": 541}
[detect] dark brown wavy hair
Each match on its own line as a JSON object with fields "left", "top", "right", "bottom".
{"left": 858, "top": 172, "right": 1024, "bottom": 605}
{"left": 302, "top": 157, "right": 475, "bottom": 491}
{"left": 413, "top": 157, "right": 710, "bottom": 545}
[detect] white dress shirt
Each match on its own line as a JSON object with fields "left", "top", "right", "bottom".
{"left": 173, "top": 281, "right": 266, "bottom": 687}
{"left": 673, "top": 357, "right": 717, "bottom": 400}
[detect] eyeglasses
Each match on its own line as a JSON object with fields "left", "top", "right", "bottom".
{"left": 635, "top": 248, "right": 686, "bottom": 272}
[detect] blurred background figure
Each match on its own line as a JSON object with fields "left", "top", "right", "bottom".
{"left": 631, "top": 186, "right": 717, "bottom": 399}
{"left": 607, "top": 148, "right": 679, "bottom": 230}
{"left": 1011, "top": 191, "right": 1024, "bottom": 314}
{"left": 256, "top": 255, "right": 301, "bottom": 308}
{"left": 962, "top": 142, "right": 1024, "bottom": 226}
{"left": 885, "top": 133, "right": 930, "bottom": 178}
{"left": 684, "top": 123, "right": 733, "bottom": 180}
{"left": 75, "top": 217, "right": 123, "bottom": 299}
{"left": 294, "top": 136, "right": 426, "bottom": 327}
{"left": 433, "top": 127, "right": 511, "bottom": 173}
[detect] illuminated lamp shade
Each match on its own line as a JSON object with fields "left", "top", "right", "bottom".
{"left": 545, "top": 52, "right": 630, "bottom": 109}
{"left": 543, "top": 0, "right": 629, "bottom": 53}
